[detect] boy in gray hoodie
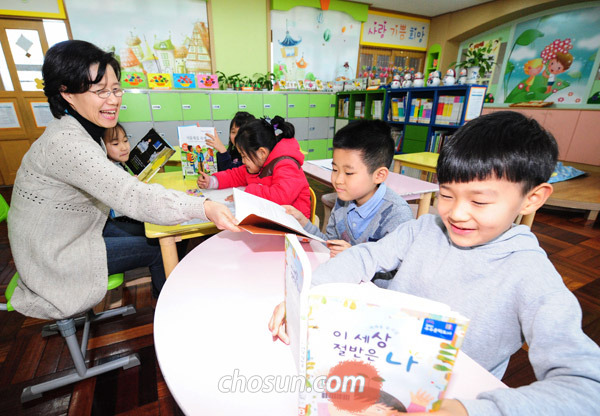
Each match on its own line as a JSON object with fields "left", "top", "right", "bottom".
{"left": 270, "top": 111, "right": 600, "bottom": 415}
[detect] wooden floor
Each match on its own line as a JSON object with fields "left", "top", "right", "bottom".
{"left": 1, "top": 183, "right": 599, "bottom": 415}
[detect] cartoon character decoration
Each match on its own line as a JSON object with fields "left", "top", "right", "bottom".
{"left": 413, "top": 72, "right": 424, "bottom": 87}
{"left": 401, "top": 72, "right": 413, "bottom": 88}
{"left": 541, "top": 38, "right": 573, "bottom": 94}
{"left": 430, "top": 71, "right": 441, "bottom": 87}
{"left": 457, "top": 68, "right": 468, "bottom": 85}
{"left": 390, "top": 74, "right": 402, "bottom": 89}
{"left": 523, "top": 58, "right": 544, "bottom": 92}
{"left": 443, "top": 69, "right": 456, "bottom": 86}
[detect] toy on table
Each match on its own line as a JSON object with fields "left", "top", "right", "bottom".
{"left": 413, "top": 72, "right": 424, "bottom": 87}
{"left": 401, "top": 73, "right": 413, "bottom": 88}
{"left": 443, "top": 69, "right": 456, "bottom": 86}
{"left": 458, "top": 68, "right": 468, "bottom": 85}
{"left": 390, "top": 74, "right": 402, "bottom": 89}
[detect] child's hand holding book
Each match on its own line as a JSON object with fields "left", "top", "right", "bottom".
{"left": 326, "top": 239, "right": 351, "bottom": 257}
{"left": 268, "top": 301, "right": 289, "bottom": 344}
{"left": 197, "top": 171, "right": 216, "bottom": 189}
{"left": 283, "top": 205, "right": 309, "bottom": 227}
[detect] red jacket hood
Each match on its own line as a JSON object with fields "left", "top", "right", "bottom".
{"left": 263, "top": 137, "right": 304, "bottom": 167}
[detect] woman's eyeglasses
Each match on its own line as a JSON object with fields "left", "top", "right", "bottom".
{"left": 89, "top": 88, "right": 124, "bottom": 99}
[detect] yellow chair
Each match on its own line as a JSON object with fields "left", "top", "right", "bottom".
{"left": 0, "top": 194, "right": 140, "bottom": 403}
{"left": 309, "top": 187, "right": 319, "bottom": 227}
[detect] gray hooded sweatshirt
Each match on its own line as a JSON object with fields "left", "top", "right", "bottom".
{"left": 312, "top": 214, "right": 600, "bottom": 416}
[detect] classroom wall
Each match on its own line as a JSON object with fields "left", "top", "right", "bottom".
{"left": 428, "top": 0, "right": 593, "bottom": 76}
{"left": 210, "top": 0, "right": 269, "bottom": 77}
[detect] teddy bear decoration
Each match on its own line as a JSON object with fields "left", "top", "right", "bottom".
{"left": 412, "top": 72, "right": 424, "bottom": 87}
{"left": 443, "top": 68, "right": 456, "bottom": 86}
{"left": 401, "top": 72, "right": 413, "bottom": 88}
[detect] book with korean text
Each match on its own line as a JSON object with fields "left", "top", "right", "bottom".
{"left": 284, "top": 234, "right": 470, "bottom": 415}
{"left": 177, "top": 125, "right": 218, "bottom": 178}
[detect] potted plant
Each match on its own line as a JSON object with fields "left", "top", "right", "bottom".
{"left": 262, "top": 72, "right": 275, "bottom": 91}
{"left": 452, "top": 44, "right": 495, "bottom": 84}
{"left": 216, "top": 71, "right": 229, "bottom": 90}
{"left": 227, "top": 73, "right": 241, "bottom": 90}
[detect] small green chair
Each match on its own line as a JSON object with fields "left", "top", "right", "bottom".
{"left": 0, "top": 194, "right": 140, "bottom": 403}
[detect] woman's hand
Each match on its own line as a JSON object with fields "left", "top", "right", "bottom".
{"left": 197, "top": 171, "right": 211, "bottom": 189}
{"left": 203, "top": 200, "right": 240, "bottom": 232}
{"left": 268, "top": 301, "right": 289, "bottom": 344}
{"left": 283, "top": 205, "right": 309, "bottom": 227}
{"left": 326, "top": 240, "right": 351, "bottom": 257}
{"left": 206, "top": 132, "right": 227, "bottom": 154}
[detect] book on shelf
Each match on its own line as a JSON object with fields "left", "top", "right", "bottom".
{"left": 125, "top": 128, "right": 175, "bottom": 183}
{"left": 371, "top": 100, "right": 383, "bottom": 120}
{"left": 177, "top": 125, "right": 218, "bottom": 178}
{"left": 408, "top": 98, "right": 433, "bottom": 123}
{"left": 428, "top": 130, "right": 452, "bottom": 154}
{"left": 389, "top": 97, "right": 406, "bottom": 122}
{"left": 435, "top": 96, "right": 464, "bottom": 126}
{"left": 354, "top": 101, "right": 364, "bottom": 118}
{"left": 391, "top": 127, "right": 404, "bottom": 153}
{"left": 284, "top": 234, "right": 470, "bottom": 415}
{"left": 400, "top": 165, "right": 422, "bottom": 179}
{"left": 233, "top": 189, "right": 325, "bottom": 242}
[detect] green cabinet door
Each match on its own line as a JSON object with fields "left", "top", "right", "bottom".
{"left": 119, "top": 92, "right": 151, "bottom": 122}
{"left": 328, "top": 94, "right": 337, "bottom": 117}
{"left": 326, "top": 138, "right": 334, "bottom": 158}
{"left": 236, "top": 93, "right": 263, "bottom": 117}
{"left": 308, "top": 94, "right": 332, "bottom": 118}
{"left": 180, "top": 93, "right": 211, "bottom": 121}
{"left": 287, "top": 94, "right": 310, "bottom": 118}
{"left": 263, "top": 93, "right": 287, "bottom": 118}
{"left": 211, "top": 93, "right": 238, "bottom": 120}
{"left": 149, "top": 93, "right": 182, "bottom": 121}
{"left": 298, "top": 139, "right": 309, "bottom": 153}
{"left": 307, "top": 138, "right": 328, "bottom": 160}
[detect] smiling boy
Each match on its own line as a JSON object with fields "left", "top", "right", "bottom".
{"left": 271, "top": 111, "right": 600, "bottom": 415}
{"left": 285, "top": 120, "right": 413, "bottom": 257}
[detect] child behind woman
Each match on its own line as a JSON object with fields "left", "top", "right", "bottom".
{"left": 197, "top": 115, "right": 311, "bottom": 219}
{"left": 103, "top": 123, "right": 130, "bottom": 170}
{"left": 206, "top": 111, "right": 255, "bottom": 171}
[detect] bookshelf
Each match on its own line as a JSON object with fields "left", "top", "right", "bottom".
{"left": 335, "top": 89, "right": 387, "bottom": 121}
{"left": 382, "top": 84, "right": 487, "bottom": 155}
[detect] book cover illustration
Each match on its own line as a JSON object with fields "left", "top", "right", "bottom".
{"left": 126, "top": 128, "right": 175, "bottom": 183}
{"left": 148, "top": 73, "right": 173, "bottom": 89}
{"left": 302, "top": 284, "right": 470, "bottom": 415}
{"left": 173, "top": 73, "right": 197, "bottom": 89}
{"left": 121, "top": 72, "right": 148, "bottom": 89}
{"left": 177, "top": 125, "right": 218, "bottom": 177}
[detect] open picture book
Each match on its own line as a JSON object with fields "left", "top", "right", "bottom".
{"left": 284, "top": 234, "right": 470, "bottom": 415}
{"left": 177, "top": 124, "right": 218, "bottom": 178}
{"left": 126, "top": 128, "right": 175, "bottom": 183}
{"left": 233, "top": 188, "right": 325, "bottom": 242}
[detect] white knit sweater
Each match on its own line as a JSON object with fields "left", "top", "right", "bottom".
{"left": 8, "top": 116, "right": 208, "bottom": 319}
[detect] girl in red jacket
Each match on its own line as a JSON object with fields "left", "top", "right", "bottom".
{"left": 197, "top": 116, "right": 311, "bottom": 219}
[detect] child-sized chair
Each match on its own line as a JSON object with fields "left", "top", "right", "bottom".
{"left": 309, "top": 187, "right": 319, "bottom": 227}
{"left": 0, "top": 194, "right": 140, "bottom": 403}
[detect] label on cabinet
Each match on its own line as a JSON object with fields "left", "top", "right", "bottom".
{"left": 182, "top": 105, "right": 191, "bottom": 110}
{"left": 212, "top": 105, "right": 221, "bottom": 110}
{"left": 239, "top": 104, "right": 247, "bottom": 109}
{"left": 152, "top": 105, "right": 161, "bottom": 110}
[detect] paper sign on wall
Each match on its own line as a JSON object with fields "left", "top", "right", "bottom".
{"left": 360, "top": 11, "right": 429, "bottom": 50}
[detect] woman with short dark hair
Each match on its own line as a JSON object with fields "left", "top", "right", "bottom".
{"left": 7, "top": 40, "right": 239, "bottom": 320}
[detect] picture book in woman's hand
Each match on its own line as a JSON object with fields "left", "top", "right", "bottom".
{"left": 284, "top": 234, "right": 470, "bottom": 415}
{"left": 126, "top": 128, "right": 175, "bottom": 183}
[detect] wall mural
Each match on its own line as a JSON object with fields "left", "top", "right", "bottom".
{"left": 66, "top": 0, "right": 212, "bottom": 76}
{"left": 271, "top": 6, "right": 361, "bottom": 83}
{"left": 502, "top": 5, "right": 600, "bottom": 105}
